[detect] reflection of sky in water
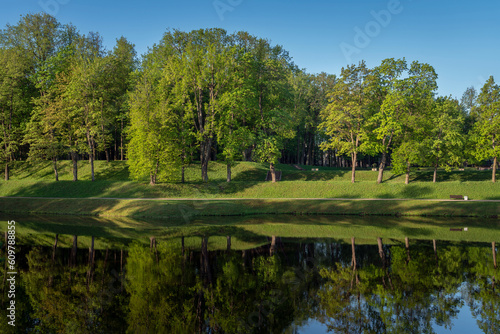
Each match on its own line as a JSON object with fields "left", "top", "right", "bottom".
{"left": 294, "top": 319, "right": 329, "bottom": 333}
{"left": 294, "top": 305, "right": 481, "bottom": 334}
{"left": 433, "top": 304, "right": 479, "bottom": 334}
{"left": 294, "top": 283, "right": 483, "bottom": 333}
{"left": 433, "top": 283, "right": 482, "bottom": 334}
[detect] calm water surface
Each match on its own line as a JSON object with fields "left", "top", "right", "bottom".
{"left": 0, "top": 217, "right": 498, "bottom": 333}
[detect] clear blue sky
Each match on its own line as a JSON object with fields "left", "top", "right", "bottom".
{"left": 3, "top": 0, "right": 499, "bottom": 99}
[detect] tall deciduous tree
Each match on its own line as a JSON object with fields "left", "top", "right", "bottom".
{"left": 250, "top": 39, "right": 295, "bottom": 182}
{"left": 110, "top": 37, "right": 137, "bottom": 161}
{"left": 365, "top": 58, "right": 408, "bottom": 183}
{"left": 371, "top": 60, "right": 437, "bottom": 184}
{"left": 179, "top": 29, "right": 237, "bottom": 182}
{"left": 470, "top": 76, "right": 500, "bottom": 182}
{"left": 0, "top": 13, "right": 60, "bottom": 78}
{"left": 216, "top": 59, "right": 255, "bottom": 182}
{"left": 0, "top": 47, "right": 31, "bottom": 180}
{"left": 66, "top": 35, "right": 106, "bottom": 182}
{"left": 421, "top": 97, "right": 465, "bottom": 182}
{"left": 127, "top": 47, "right": 183, "bottom": 185}
{"left": 320, "top": 62, "right": 371, "bottom": 183}
{"left": 390, "top": 62, "right": 438, "bottom": 184}
{"left": 23, "top": 47, "right": 71, "bottom": 181}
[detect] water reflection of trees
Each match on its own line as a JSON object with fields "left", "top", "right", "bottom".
{"left": 1, "top": 237, "right": 127, "bottom": 333}
{"left": 317, "top": 239, "right": 499, "bottom": 334}
{"left": 0, "top": 235, "right": 498, "bottom": 333}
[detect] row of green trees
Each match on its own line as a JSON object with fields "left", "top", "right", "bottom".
{"left": 1, "top": 13, "right": 498, "bottom": 185}
{"left": 321, "top": 60, "right": 500, "bottom": 184}
{"left": 127, "top": 28, "right": 338, "bottom": 184}
{"left": 0, "top": 13, "right": 136, "bottom": 182}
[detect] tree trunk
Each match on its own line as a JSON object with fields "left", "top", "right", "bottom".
{"left": 120, "top": 118, "right": 124, "bottom": 161}
{"left": 377, "top": 134, "right": 393, "bottom": 183}
{"left": 53, "top": 157, "right": 59, "bottom": 181}
{"left": 405, "top": 159, "right": 410, "bottom": 185}
{"left": 71, "top": 235, "right": 78, "bottom": 267}
{"left": 181, "top": 236, "right": 185, "bottom": 257}
{"left": 270, "top": 163, "right": 276, "bottom": 183}
{"left": 201, "top": 237, "right": 212, "bottom": 284}
{"left": 306, "top": 133, "right": 311, "bottom": 165}
{"left": 105, "top": 149, "right": 110, "bottom": 163}
{"left": 433, "top": 239, "right": 438, "bottom": 267}
{"left": 296, "top": 132, "right": 300, "bottom": 165}
{"left": 377, "top": 237, "right": 386, "bottom": 266}
{"left": 114, "top": 128, "right": 118, "bottom": 161}
{"left": 377, "top": 152, "right": 387, "bottom": 184}
{"left": 52, "top": 234, "right": 58, "bottom": 263}
{"left": 120, "top": 249, "right": 124, "bottom": 292}
{"left": 270, "top": 235, "right": 276, "bottom": 256}
{"left": 351, "top": 152, "right": 357, "bottom": 183}
{"left": 89, "top": 152, "right": 95, "bottom": 182}
{"left": 181, "top": 166, "right": 185, "bottom": 184}
{"left": 405, "top": 237, "right": 411, "bottom": 263}
{"left": 89, "top": 236, "right": 95, "bottom": 267}
{"left": 72, "top": 151, "right": 78, "bottom": 181}
{"left": 493, "top": 242, "right": 497, "bottom": 269}
{"left": 4, "top": 162, "right": 8, "bottom": 181}
{"left": 433, "top": 156, "right": 439, "bottom": 183}
{"left": 493, "top": 156, "right": 497, "bottom": 183}
{"left": 351, "top": 237, "right": 357, "bottom": 269}
{"left": 150, "top": 160, "right": 159, "bottom": 185}
{"left": 201, "top": 139, "right": 211, "bottom": 182}
{"left": 227, "top": 163, "right": 231, "bottom": 182}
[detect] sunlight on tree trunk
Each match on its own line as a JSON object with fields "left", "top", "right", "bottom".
{"left": 351, "top": 152, "right": 357, "bottom": 183}
{"left": 377, "top": 152, "right": 387, "bottom": 184}
{"left": 493, "top": 156, "right": 497, "bottom": 183}
{"left": 493, "top": 242, "right": 497, "bottom": 269}
{"left": 270, "top": 163, "right": 276, "bottom": 183}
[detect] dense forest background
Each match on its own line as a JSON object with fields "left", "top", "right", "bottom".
{"left": 1, "top": 13, "right": 499, "bottom": 185}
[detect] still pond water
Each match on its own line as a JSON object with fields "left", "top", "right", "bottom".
{"left": 0, "top": 217, "right": 499, "bottom": 333}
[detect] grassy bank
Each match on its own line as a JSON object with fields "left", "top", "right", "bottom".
{"left": 0, "top": 179, "right": 499, "bottom": 200}
{"left": 1, "top": 197, "right": 498, "bottom": 219}
{"left": 5, "top": 159, "right": 499, "bottom": 183}
{"left": 1, "top": 160, "right": 499, "bottom": 219}
{"left": 1, "top": 160, "right": 499, "bottom": 200}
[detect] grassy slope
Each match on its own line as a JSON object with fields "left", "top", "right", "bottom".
{"left": 0, "top": 160, "right": 499, "bottom": 218}
{"left": 1, "top": 160, "right": 499, "bottom": 200}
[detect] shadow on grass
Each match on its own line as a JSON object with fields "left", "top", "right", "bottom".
{"left": 283, "top": 170, "right": 350, "bottom": 181}
{"left": 411, "top": 169, "right": 496, "bottom": 182}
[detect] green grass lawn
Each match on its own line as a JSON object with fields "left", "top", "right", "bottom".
{"left": 1, "top": 160, "right": 499, "bottom": 200}
{"left": 7, "top": 159, "right": 498, "bottom": 183}
{"left": 1, "top": 160, "right": 499, "bottom": 219}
